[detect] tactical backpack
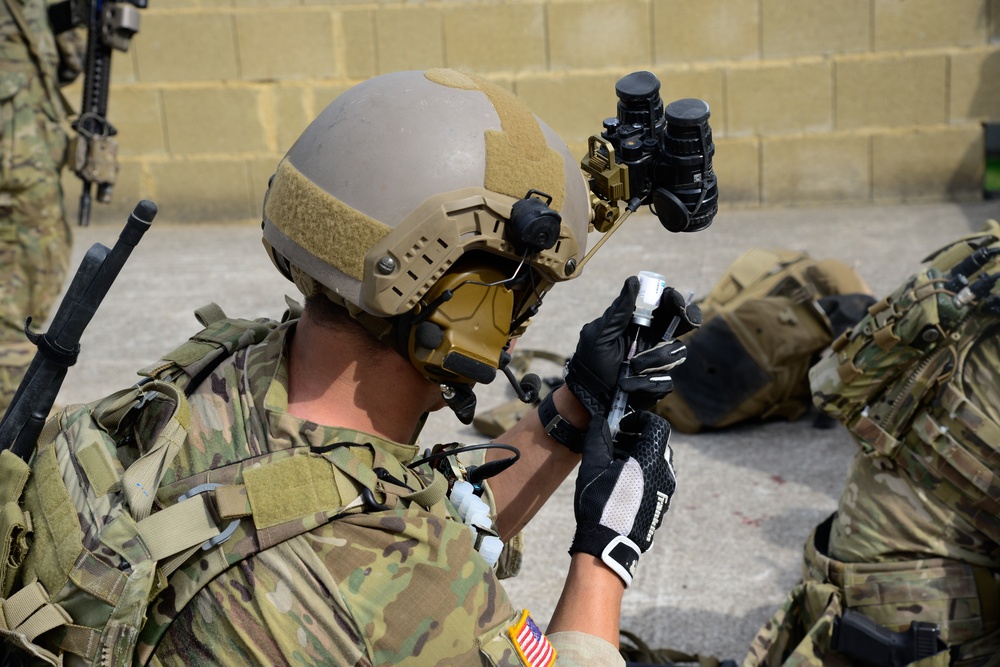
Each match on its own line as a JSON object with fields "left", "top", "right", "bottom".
{"left": 809, "top": 219, "right": 1000, "bottom": 547}
{"left": 0, "top": 305, "right": 286, "bottom": 666}
{"left": 654, "top": 248, "right": 874, "bottom": 433}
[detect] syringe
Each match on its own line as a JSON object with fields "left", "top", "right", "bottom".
{"left": 607, "top": 271, "right": 666, "bottom": 438}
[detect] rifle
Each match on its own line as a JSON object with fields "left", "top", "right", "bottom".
{"left": 49, "top": 0, "right": 148, "bottom": 226}
{"left": 0, "top": 200, "right": 157, "bottom": 462}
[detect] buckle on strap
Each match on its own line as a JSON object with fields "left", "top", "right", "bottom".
{"left": 177, "top": 483, "right": 240, "bottom": 550}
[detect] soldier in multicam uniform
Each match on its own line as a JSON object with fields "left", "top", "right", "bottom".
{"left": 102, "top": 69, "right": 694, "bottom": 666}
{"left": 745, "top": 222, "right": 1000, "bottom": 667}
{"left": 0, "top": 0, "right": 79, "bottom": 416}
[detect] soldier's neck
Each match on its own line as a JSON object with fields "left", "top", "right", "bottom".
{"left": 286, "top": 312, "right": 441, "bottom": 444}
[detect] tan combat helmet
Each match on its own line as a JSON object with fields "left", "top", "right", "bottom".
{"left": 261, "top": 69, "right": 591, "bottom": 418}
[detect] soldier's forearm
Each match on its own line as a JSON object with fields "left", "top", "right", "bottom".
{"left": 486, "top": 384, "right": 587, "bottom": 542}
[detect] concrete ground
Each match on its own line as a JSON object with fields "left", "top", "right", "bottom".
{"left": 53, "top": 198, "right": 1000, "bottom": 662}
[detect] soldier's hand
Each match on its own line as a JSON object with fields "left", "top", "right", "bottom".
{"left": 564, "top": 277, "right": 701, "bottom": 417}
{"left": 569, "top": 410, "right": 676, "bottom": 587}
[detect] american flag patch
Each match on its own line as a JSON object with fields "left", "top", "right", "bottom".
{"left": 508, "top": 609, "right": 556, "bottom": 667}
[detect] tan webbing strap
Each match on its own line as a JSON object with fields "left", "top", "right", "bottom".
{"left": 872, "top": 324, "right": 900, "bottom": 351}
{"left": 214, "top": 484, "right": 252, "bottom": 519}
{"left": 69, "top": 551, "right": 127, "bottom": 606}
{"left": 400, "top": 469, "right": 447, "bottom": 510}
{"left": 849, "top": 412, "right": 900, "bottom": 458}
{"left": 91, "top": 386, "right": 144, "bottom": 434}
{"left": 1, "top": 581, "right": 70, "bottom": 641}
{"left": 194, "top": 302, "right": 228, "bottom": 327}
{"left": 57, "top": 624, "right": 101, "bottom": 662}
{"left": 972, "top": 567, "right": 1000, "bottom": 632}
{"left": 940, "top": 384, "right": 1000, "bottom": 452}
{"left": 121, "top": 382, "right": 191, "bottom": 521}
{"left": 135, "top": 494, "right": 224, "bottom": 561}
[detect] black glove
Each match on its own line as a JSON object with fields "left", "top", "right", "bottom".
{"left": 565, "top": 276, "right": 701, "bottom": 417}
{"left": 569, "top": 410, "right": 676, "bottom": 587}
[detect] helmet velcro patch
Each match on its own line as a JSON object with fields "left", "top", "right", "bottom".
{"left": 264, "top": 159, "right": 392, "bottom": 281}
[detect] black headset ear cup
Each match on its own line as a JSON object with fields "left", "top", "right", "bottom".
{"left": 651, "top": 187, "right": 691, "bottom": 233}
{"left": 507, "top": 191, "right": 561, "bottom": 252}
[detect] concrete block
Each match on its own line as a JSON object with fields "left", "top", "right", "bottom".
{"left": 714, "top": 137, "right": 760, "bottom": 206}
{"left": 234, "top": 0, "right": 298, "bottom": 6}
{"left": 236, "top": 10, "right": 336, "bottom": 81}
{"left": 110, "top": 48, "right": 137, "bottom": 85}
{"left": 950, "top": 47, "right": 1000, "bottom": 122}
{"left": 727, "top": 60, "right": 833, "bottom": 137}
{"left": 656, "top": 66, "right": 726, "bottom": 130}
{"left": 162, "top": 87, "right": 268, "bottom": 154}
{"left": 873, "top": 126, "right": 984, "bottom": 202}
{"left": 992, "top": 0, "right": 1000, "bottom": 42}
{"left": 653, "top": 0, "right": 759, "bottom": 63}
{"left": 655, "top": 67, "right": 725, "bottom": 110}
{"left": 835, "top": 53, "right": 947, "bottom": 130}
{"left": 515, "top": 72, "right": 621, "bottom": 147}
{"left": 376, "top": 8, "right": 445, "bottom": 74}
{"left": 341, "top": 10, "right": 376, "bottom": 79}
{"left": 133, "top": 12, "right": 238, "bottom": 82}
{"left": 443, "top": 4, "right": 547, "bottom": 72}
{"left": 874, "top": 0, "right": 987, "bottom": 51}
{"left": 548, "top": 1, "right": 652, "bottom": 70}
{"left": 107, "top": 88, "right": 165, "bottom": 156}
{"left": 148, "top": 159, "right": 255, "bottom": 222}
{"left": 269, "top": 85, "right": 313, "bottom": 154}
{"left": 311, "top": 82, "right": 353, "bottom": 116}
{"left": 762, "top": 134, "right": 871, "bottom": 205}
{"left": 761, "top": 0, "right": 870, "bottom": 58}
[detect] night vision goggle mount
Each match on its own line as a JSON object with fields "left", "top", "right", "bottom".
{"left": 579, "top": 71, "right": 718, "bottom": 270}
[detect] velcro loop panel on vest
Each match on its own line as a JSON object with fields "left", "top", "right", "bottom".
{"left": 243, "top": 455, "right": 344, "bottom": 530}
{"left": 0, "top": 451, "right": 30, "bottom": 505}
{"left": 75, "top": 441, "right": 122, "bottom": 497}
{"left": 0, "top": 451, "right": 32, "bottom": 596}
{"left": 135, "top": 494, "right": 225, "bottom": 561}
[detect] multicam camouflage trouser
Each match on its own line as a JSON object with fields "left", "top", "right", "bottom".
{"left": 0, "top": 64, "right": 73, "bottom": 416}
{"left": 744, "top": 516, "right": 1000, "bottom": 667}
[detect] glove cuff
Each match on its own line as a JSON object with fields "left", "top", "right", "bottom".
{"left": 564, "top": 364, "right": 609, "bottom": 417}
{"left": 570, "top": 523, "right": 640, "bottom": 587}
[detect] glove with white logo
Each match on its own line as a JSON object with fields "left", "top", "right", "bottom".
{"left": 569, "top": 410, "right": 676, "bottom": 587}
{"left": 565, "top": 277, "right": 700, "bottom": 417}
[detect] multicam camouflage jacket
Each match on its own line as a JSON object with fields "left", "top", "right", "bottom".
{"left": 2, "top": 311, "right": 622, "bottom": 666}
{"left": 145, "top": 320, "right": 621, "bottom": 666}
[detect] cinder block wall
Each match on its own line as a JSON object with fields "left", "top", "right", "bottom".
{"left": 64, "top": 0, "right": 1000, "bottom": 225}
